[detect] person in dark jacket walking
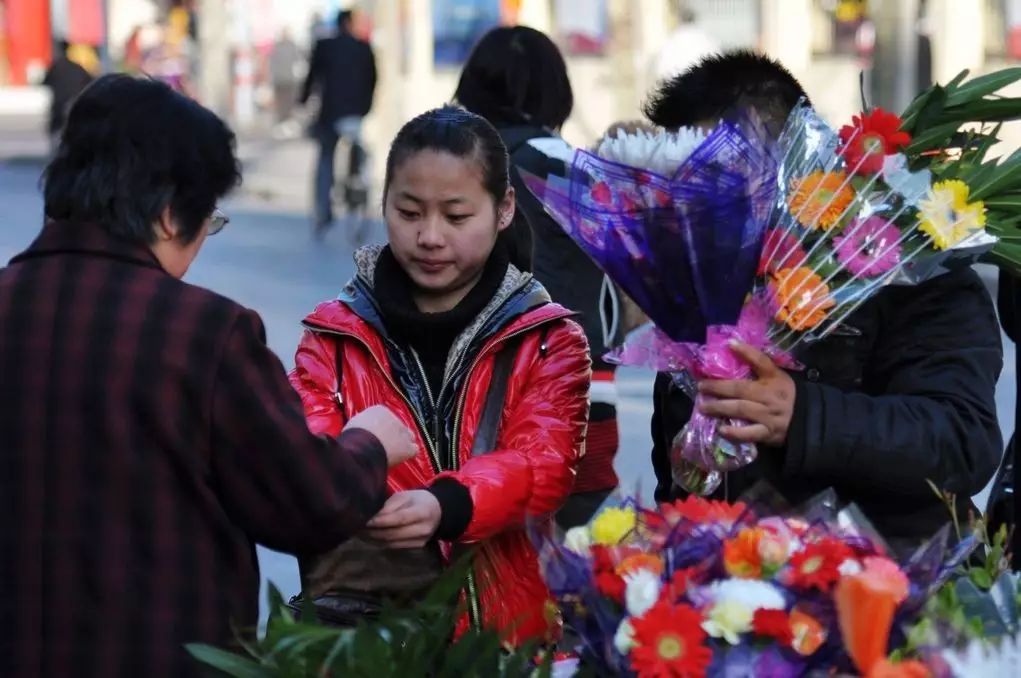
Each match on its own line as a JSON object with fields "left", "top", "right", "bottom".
{"left": 646, "top": 51, "right": 1003, "bottom": 554}
{"left": 455, "top": 27, "right": 620, "bottom": 527}
{"left": 300, "top": 10, "right": 378, "bottom": 233}
{"left": 0, "top": 75, "right": 415, "bottom": 678}
{"left": 42, "top": 41, "right": 94, "bottom": 150}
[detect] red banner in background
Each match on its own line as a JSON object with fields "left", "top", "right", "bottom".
{"left": 4, "top": 0, "right": 52, "bottom": 85}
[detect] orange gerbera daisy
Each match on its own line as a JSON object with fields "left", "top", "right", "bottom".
{"left": 723, "top": 528, "right": 764, "bottom": 579}
{"left": 770, "top": 267, "right": 836, "bottom": 331}
{"left": 630, "top": 602, "right": 713, "bottom": 678}
{"left": 617, "top": 553, "right": 666, "bottom": 577}
{"left": 787, "top": 170, "right": 856, "bottom": 230}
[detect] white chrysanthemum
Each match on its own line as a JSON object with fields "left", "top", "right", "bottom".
{"left": 943, "top": 634, "right": 1021, "bottom": 677}
{"left": 624, "top": 569, "right": 662, "bottom": 618}
{"left": 703, "top": 579, "right": 786, "bottom": 611}
{"left": 562, "top": 526, "right": 592, "bottom": 556}
{"left": 596, "top": 126, "right": 708, "bottom": 177}
{"left": 614, "top": 618, "right": 637, "bottom": 654}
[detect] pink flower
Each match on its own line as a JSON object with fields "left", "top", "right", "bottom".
{"left": 758, "top": 229, "right": 807, "bottom": 276}
{"left": 833, "top": 216, "right": 902, "bottom": 278}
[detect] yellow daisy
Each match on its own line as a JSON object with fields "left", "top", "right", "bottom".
{"left": 917, "top": 180, "right": 986, "bottom": 250}
{"left": 590, "top": 506, "right": 637, "bottom": 545}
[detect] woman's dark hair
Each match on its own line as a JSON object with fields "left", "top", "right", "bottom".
{"left": 43, "top": 74, "right": 241, "bottom": 244}
{"left": 384, "top": 106, "right": 510, "bottom": 207}
{"left": 454, "top": 26, "right": 573, "bottom": 130}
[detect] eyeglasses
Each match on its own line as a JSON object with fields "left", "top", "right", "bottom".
{"left": 208, "top": 208, "right": 230, "bottom": 236}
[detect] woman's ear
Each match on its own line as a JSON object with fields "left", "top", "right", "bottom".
{"left": 497, "top": 187, "right": 516, "bottom": 233}
{"left": 154, "top": 206, "right": 179, "bottom": 242}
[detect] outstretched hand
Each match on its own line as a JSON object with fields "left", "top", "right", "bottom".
{"left": 364, "top": 490, "right": 442, "bottom": 549}
{"left": 696, "top": 341, "right": 796, "bottom": 447}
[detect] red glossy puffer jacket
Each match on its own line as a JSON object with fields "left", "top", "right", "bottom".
{"left": 288, "top": 267, "right": 591, "bottom": 645}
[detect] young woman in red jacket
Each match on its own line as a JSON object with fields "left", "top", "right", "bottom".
{"left": 289, "top": 106, "right": 591, "bottom": 644}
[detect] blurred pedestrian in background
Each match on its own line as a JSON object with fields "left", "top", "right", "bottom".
{"left": 456, "top": 26, "right": 621, "bottom": 528}
{"left": 301, "top": 9, "right": 377, "bottom": 236}
{"left": 42, "top": 41, "right": 95, "bottom": 151}
{"left": 270, "top": 29, "right": 304, "bottom": 130}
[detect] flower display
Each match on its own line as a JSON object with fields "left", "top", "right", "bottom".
{"left": 838, "top": 107, "right": 912, "bottom": 175}
{"left": 786, "top": 170, "right": 856, "bottom": 230}
{"left": 917, "top": 179, "right": 987, "bottom": 250}
{"left": 770, "top": 267, "right": 837, "bottom": 331}
{"left": 531, "top": 494, "right": 970, "bottom": 677}
{"left": 834, "top": 216, "right": 903, "bottom": 277}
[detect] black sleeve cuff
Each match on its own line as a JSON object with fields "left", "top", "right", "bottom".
{"left": 426, "top": 478, "right": 473, "bottom": 541}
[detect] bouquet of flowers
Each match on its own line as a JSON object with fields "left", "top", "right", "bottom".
{"left": 523, "top": 115, "right": 785, "bottom": 495}
{"left": 527, "top": 69, "right": 1021, "bottom": 496}
{"left": 533, "top": 492, "right": 976, "bottom": 677}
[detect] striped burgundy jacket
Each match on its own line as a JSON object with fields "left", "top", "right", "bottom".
{"left": 0, "top": 221, "right": 389, "bottom": 678}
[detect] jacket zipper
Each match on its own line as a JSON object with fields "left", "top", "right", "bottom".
{"left": 448, "top": 314, "right": 569, "bottom": 632}
{"left": 304, "top": 325, "right": 443, "bottom": 474}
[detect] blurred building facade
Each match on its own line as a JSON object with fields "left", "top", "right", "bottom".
{"left": 0, "top": 1, "right": 1016, "bottom": 146}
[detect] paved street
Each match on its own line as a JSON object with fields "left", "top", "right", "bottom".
{"left": 1, "top": 111, "right": 1015, "bottom": 626}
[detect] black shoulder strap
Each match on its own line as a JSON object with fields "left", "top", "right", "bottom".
{"left": 471, "top": 334, "right": 526, "bottom": 457}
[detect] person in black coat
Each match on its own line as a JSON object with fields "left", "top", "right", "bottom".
{"left": 456, "top": 27, "right": 622, "bottom": 527}
{"left": 300, "top": 10, "right": 377, "bottom": 230}
{"left": 646, "top": 51, "right": 1003, "bottom": 555}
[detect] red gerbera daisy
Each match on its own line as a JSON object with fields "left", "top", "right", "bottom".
{"left": 630, "top": 602, "right": 713, "bottom": 678}
{"left": 838, "top": 107, "right": 912, "bottom": 176}
{"left": 752, "top": 609, "right": 793, "bottom": 647}
{"left": 788, "top": 537, "right": 853, "bottom": 592}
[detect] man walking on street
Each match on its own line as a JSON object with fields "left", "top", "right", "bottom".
{"left": 300, "top": 10, "right": 377, "bottom": 236}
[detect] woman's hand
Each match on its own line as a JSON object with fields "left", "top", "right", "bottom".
{"left": 365, "top": 490, "right": 442, "bottom": 549}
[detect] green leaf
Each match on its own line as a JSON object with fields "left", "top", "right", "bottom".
{"left": 906, "top": 121, "right": 964, "bottom": 156}
{"left": 939, "top": 98, "right": 1021, "bottom": 125}
{"left": 185, "top": 644, "right": 272, "bottom": 678}
{"left": 904, "top": 86, "right": 949, "bottom": 136}
{"left": 944, "top": 69, "right": 972, "bottom": 93}
{"left": 946, "top": 67, "right": 1021, "bottom": 107}
{"left": 985, "top": 195, "right": 1021, "bottom": 212}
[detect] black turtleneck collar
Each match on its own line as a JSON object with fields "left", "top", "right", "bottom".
{"left": 373, "top": 243, "right": 510, "bottom": 395}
